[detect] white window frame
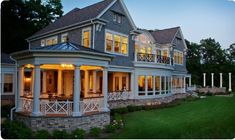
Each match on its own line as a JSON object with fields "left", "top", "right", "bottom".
{"left": 105, "top": 29, "right": 129, "bottom": 56}
{"left": 46, "top": 36, "right": 58, "bottom": 46}
{"left": 82, "top": 27, "right": 91, "bottom": 48}
{"left": 2, "top": 73, "right": 15, "bottom": 95}
{"left": 61, "top": 33, "right": 68, "bottom": 43}
{"left": 174, "top": 50, "right": 184, "bottom": 66}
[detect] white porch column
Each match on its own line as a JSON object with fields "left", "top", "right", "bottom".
{"left": 145, "top": 75, "right": 148, "bottom": 96}
{"left": 211, "top": 73, "right": 214, "bottom": 87}
{"left": 42, "top": 71, "right": 47, "bottom": 93}
{"left": 220, "top": 73, "right": 223, "bottom": 88}
{"left": 31, "top": 69, "right": 34, "bottom": 96}
{"left": 103, "top": 67, "right": 109, "bottom": 112}
{"left": 131, "top": 72, "right": 134, "bottom": 98}
{"left": 32, "top": 64, "right": 41, "bottom": 116}
{"left": 229, "top": 73, "right": 232, "bottom": 92}
{"left": 203, "top": 73, "right": 206, "bottom": 87}
{"left": 16, "top": 66, "right": 24, "bottom": 112}
{"left": 93, "top": 71, "right": 97, "bottom": 93}
{"left": 184, "top": 77, "right": 186, "bottom": 93}
{"left": 171, "top": 76, "right": 173, "bottom": 94}
{"left": 153, "top": 75, "right": 156, "bottom": 95}
{"left": 57, "top": 70, "right": 62, "bottom": 95}
{"left": 72, "top": 65, "right": 81, "bottom": 116}
{"left": 84, "top": 70, "right": 89, "bottom": 97}
{"left": 189, "top": 76, "right": 192, "bottom": 87}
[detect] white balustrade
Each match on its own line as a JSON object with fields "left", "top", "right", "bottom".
{"left": 80, "top": 98, "right": 104, "bottom": 114}
{"left": 40, "top": 100, "right": 73, "bottom": 116}
{"left": 108, "top": 91, "right": 133, "bottom": 101}
{"left": 21, "top": 98, "right": 33, "bottom": 112}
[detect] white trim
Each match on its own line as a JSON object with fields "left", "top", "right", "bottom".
{"left": 171, "top": 28, "right": 187, "bottom": 49}
{"left": 1, "top": 73, "right": 15, "bottom": 95}
{"left": 82, "top": 27, "right": 92, "bottom": 48}
{"left": 104, "top": 29, "right": 129, "bottom": 56}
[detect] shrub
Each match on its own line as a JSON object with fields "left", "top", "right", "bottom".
{"left": 1, "top": 120, "right": 32, "bottom": 139}
{"left": 111, "top": 107, "right": 128, "bottom": 115}
{"left": 71, "top": 128, "right": 86, "bottom": 139}
{"left": 1, "top": 105, "right": 14, "bottom": 118}
{"left": 127, "top": 105, "right": 143, "bottom": 112}
{"left": 104, "top": 124, "right": 116, "bottom": 133}
{"left": 89, "top": 127, "right": 101, "bottom": 138}
{"left": 34, "top": 130, "right": 51, "bottom": 139}
{"left": 206, "top": 92, "right": 213, "bottom": 96}
{"left": 52, "top": 130, "right": 69, "bottom": 139}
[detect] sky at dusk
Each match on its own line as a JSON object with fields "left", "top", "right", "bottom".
{"left": 62, "top": 0, "right": 235, "bottom": 49}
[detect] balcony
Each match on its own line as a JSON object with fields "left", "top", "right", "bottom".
{"left": 136, "top": 53, "right": 173, "bottom": 65}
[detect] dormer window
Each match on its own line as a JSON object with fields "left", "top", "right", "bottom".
{"left": 82, "top": 27, "right": 91, "bottom": 48}
{"left": 113, "top": 13, "right": 122, "bottom": 24}
{"left": 61, "top": 33, "right": 68, "bottom": 43}
{"left": 41, "top": 36, "right": 58, "bottom": 47}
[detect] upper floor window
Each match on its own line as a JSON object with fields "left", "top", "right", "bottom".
{"left": 135, "top": 34, "right": 153, "bottom": 54}
{"left": 105, "top": 30, "right": 128, "bottom": 56}
{"left": 174, "top": 50, "right": 183, "bottom": 65}
{"left": 162, "top": 50, "right": 168, "bottom": 57}
{"left": 82, "top": 28, "right": 91, "bottom": 48}
{"left": 61, "top": 33, "right": 68, "bottom": 43}
{"left": 41, "top": 36, "right": 58, "bottom": 47}
{"left": 113, "top": 13, "right": 122, "bottom": 24}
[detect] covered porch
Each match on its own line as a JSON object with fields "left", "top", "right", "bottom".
{"left": 12, "top": 42, "right": 113, "bottom": 117}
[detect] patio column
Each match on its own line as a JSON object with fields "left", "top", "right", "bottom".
{"left": 16, "top": 66, "right": 24, "bottom": 112}
{"left": 32, "top": 64, "right": 41, "bottom": 116}
{"left": 103, "top": 67, "right": 109, "bottom": 112}
{"left": 93, "top": 71, "right": 97, "bottom": 93}
{"left": 72, "top": 65, "right": 81, "bottom": 116}
{"left": 203, "top": 73, "right": 206, "bottom": 87}
{"left": 211, "top": 73, "right": 214, "bottom": 87}
{"left": 84, "top": 70, "right": 89, "bottom": 97}
{"left": 171, "top": 76, "right": 173, "bottom": 94}
{"left": 184, "top": 76, "right": 186, "bottom": 93}
{"left": 131, "top": 72, "right": 134, "bottom": 95}
{"left": 189, "top": 76, "right": 192, "bottom": 87}
{"left": 42, "top": 71, "right": 47, "bottom": 93}
{"left": 31, "top": 69, "right": 34, "bottom": 96}
{"left": 220, "top": 73, "right": 223, "bottom": 88}
{"left": 229, "top": 73, "right": 232, "bottom": 92}
{"left": 57, "top": 70, "right": 62, "bottom": 95}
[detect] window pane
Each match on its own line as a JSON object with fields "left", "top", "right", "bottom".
{"left": 122, "top": 76, "right": 127, "bottom": 90}
{"left": 138, "top": 76, "right": 145, "bottom": 92}
{"left": 147, "top": 76, "right": 153, "bottom": 95}
{"left": 166, "top": 76, "right": 169, "bottom": 94}
{"left": 140, "top": 47, "right": 146, "bottom": 53}
{"left": 155, "top": 76, "right": 160, "bottom": 95}
{"left": 122, "top": 36, "right": 128, "bottom": 55}
{"left": 161, "top": 76, "right": 165, "bottom": 94}
{"left": 106, "top": 33, "right": 113, "bottom": 52}
{"left": 147, "top": 47, "right": 152, "bottom": 54}
{"left": 115, "top": 77, "right": 119, "bottom": 91}
{"left": 61, "top": 33, "right": 68, "bottom": 43}
{"left": 4, "top": 74, "right": 13, "bottom": 93}
{"left": 83, "top": 31, "right": 90, "bottom": 48}
{"left": 163, "top": 50, "right": 168, "bottom": 57}
{"left": 114, "top": 35, "right": 121, "bottom": 53}
{"left": 118, "top": 15, "right": 122, "bottom": 23}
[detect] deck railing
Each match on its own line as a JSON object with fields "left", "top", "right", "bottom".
{"left": 172, "top": 87, "right": 185, "bottom": 94}
{"left": 80, "top": 98, "right": 104, "bottom": 114}
{"left": 136, "top": 53, "right": 173, "bottom": 65}
{"left": 21, "top": 98, "right": 33, "bottom": 112}
{"left": 108, "top": 91, "right": 133, "bottom": 101}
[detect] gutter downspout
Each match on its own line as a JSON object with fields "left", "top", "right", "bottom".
{"left": 91, "top": 20, "right": 95, "bottom": 49}
{"left": 9, "top": 56, "right": 17, "bottom": 121}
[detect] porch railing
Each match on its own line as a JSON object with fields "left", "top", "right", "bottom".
{"left": 40, "top": 100, "right": 73, "bottom": 116}
{"left": 21, "top": 98, "right": 33, "bottom": 112}
{"left": 108, "top": 91, "right": 133, "bottom": 101}
{"left": 80, "top": 98, "right": 104, "bottom": 114}
{"left": 172, "top": 87, "right": 185, "bottom": 94}
{"left": 136, "top": 53, "right": 173, "bottom": 65}
{"left": 187, "top": 85, "right": 196, "bottom": 91}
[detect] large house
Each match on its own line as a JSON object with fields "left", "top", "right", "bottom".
{"left": 11, "top": 0, "right": 195, "bottom": 131}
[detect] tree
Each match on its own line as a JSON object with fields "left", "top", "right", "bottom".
{"left": 226, "top": 43, "right": 235, "bottom": 64}
{"left": 1, "top": 0, "right": 63, "bottom": 53}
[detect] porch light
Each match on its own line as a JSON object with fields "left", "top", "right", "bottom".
{"left": 25, "top": 64, "right": 34, "bottom": 68}
{"left": 61, "top": 64, "right": 74, "bottom": 68}
{"left": 25, "top": 78, "right": 31, "bottom": 82}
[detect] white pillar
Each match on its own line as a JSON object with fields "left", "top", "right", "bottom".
{"left": 57, "top": 70, "right": 62, "bottom": 95}
{"left": 159, "top": 76, "right": 162, "bottom": 95}
{"left": 16, "top": 66, "right": 24, "bottom": 112}
{"left": 131, "top": 72, "right": 134, "bottom": 97}
{"left": 171, "top": 76, "right": 173, "bottom": 94}
{"left": 84, "top": 70, "right": 89, "bottom": 97}
{"left": 145, "top": 75, "right": 148, "bottom": 96}
{"left": 93, "top": 71, "right": 97, "bottom": 93}
{"left": 184, "top": 77, "right": 186, "bottom": 93}
{"left": 32, "top": 64, "right": 41, "bottom": 116}
{"left": 220, "top": 73, "right": 223, "bottom": 88}
{"left": 72, "top": 65, "right": 81, "bottom": 116}
{"left": 211, "top": 73, "right": 214, "bottom": 87}
{"left": 229, "top": 73, "right": 232, "bottom": 92}
{"left": 165, "top": 76, "right": 167, "bottom": 94}
{"left": 31, "top": 69, "right": 34, "bottom": 96}
{"left": 42, "top": 71, "right": 47, "bottom": 93}
{"left": 153, "top": 76, "right": 156, "bottom": 95}
{"left": 203, "top": 73, "right": 206, "bottom": 87}
{"left": 103, "top": 67, "right": 109, "bottom": 112}
{"left": 189, "top": 76, "right": 192, "bottom": 87}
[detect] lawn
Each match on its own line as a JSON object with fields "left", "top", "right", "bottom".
{"left": 110, "top": 95, "right": 235, "bottom": 139}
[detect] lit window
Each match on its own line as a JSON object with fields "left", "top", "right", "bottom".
{"left": 140, "top": 47, "right": 146, "bottom": 53}
{"left": 163, "top": 50, "right": 168, "bottom": 57}
{"left": 122, "top": 36, "right": 128, "bottom": 55}
{"left": 138, "top": 76, "right": 145, "bottom": 96}
{"left": 156, "top": 49, "right": 161, "bottom": 56}
{"left": 155, "top": 76, "right": 160, "bottom": 95}
{"left": 106, "top": 32, "right": 113, "bottom": 52}
{"left": 46, "top": 36, "right": 58, "bottom": 46}
{"left": 147, "top": 47, "right": 152, "bottom": 54}
{"left": 113, "top": 13, "right": 122, "bottom": 24}
{"left": 4, "top": 74, "right": 13, "bottom": 93}
{"left": 82, "top": 29, "right": 91, "bottom": 48}
{"left": 114, "top": 35, "right": 121, "bottom": 53}
{"left": 61, "top": 33, "right": 68, "bottom": 43}
{"left": 161, "top": 76, "right": 165, "bottom": 94}
{"left": 147, "top": 76, "right": 153, "bottom": 95}
{"left": 115, "top": 77, "right": 119, "bottom": 91}
{"left": 174, "top": 51, "right": 183, "bottom": 64}
{"left": 122, "top": 76, "right": 127, "bottom": 90}
{"left": 41, "top": 40, "right": 45, "bottom": 47}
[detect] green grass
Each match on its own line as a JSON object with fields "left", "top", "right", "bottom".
{"left": 110, "top": 95, "right": 235, "bottom": 139}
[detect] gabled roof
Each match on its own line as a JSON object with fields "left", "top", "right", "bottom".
{"left": 1, "top": 52, "right": 15, "bottom": 64}
{"left": 29, "top": 0, "right": 114, "bottom": 39}
{"left": 149, "top": 27, "right": 180, "bottom": 44}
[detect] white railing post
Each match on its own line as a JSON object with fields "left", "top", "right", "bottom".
{"left": 220, "top": 73, "right": 223, "bottom": 88}
{"left": 203, "top": 73, "right": 206, "bottom": 87}
{"left": 229, "top": 73, "right": 232, "bottom": 92}
{"left": 211, "top": 73, "right": 214, "bottom": 87}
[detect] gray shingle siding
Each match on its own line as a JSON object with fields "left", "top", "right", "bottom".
{"left": 97, "top": 0, "right": 135, "bottom": 67}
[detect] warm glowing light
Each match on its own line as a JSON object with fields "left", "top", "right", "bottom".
{"left": 61, "top": 64, "right": 74, "bottom": 68}
{"left": 25, "top": 78, "right": 31, "bottom": 82}
{"left": 25, "top": 64, "right": 34, "bottom": 68}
